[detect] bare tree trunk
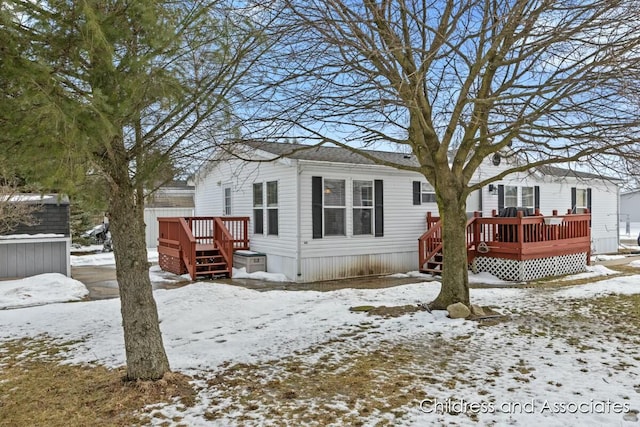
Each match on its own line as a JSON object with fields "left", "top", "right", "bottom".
{"left": 108, "top": 176, "right": 170, "bottom": 381}
{"left": 429, "top": 187, "right": 470, "bottom": 310}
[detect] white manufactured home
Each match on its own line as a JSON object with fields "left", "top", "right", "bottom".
{"left": 190, "top": 142, "right": 620, "bottom": 282}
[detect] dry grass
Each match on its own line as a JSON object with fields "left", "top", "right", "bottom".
{"left": 201, "top": 344, "right": 431, "bottom": 426}
{"left": 0, "top": 337, "right": 195, "bottom": 427}
{"left": 2, "top": 274, "right": 638, "bottom": 426}
{"left": 196, "top": 321, "right": 477, "bottom": 427}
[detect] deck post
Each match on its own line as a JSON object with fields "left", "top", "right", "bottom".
{"left": 552, "top": 209, "right": 558, "bottom": 216}
{"left": 243, "top": 218, "right": 249, "bottom": 248}
{"left": 517, "top": 210, "right": 525, "bottom": 255}
{"left": 473, "top": 211, "right": 481, "bottom": 249}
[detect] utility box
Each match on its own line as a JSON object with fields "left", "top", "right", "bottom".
{"left": 233, "top": 250, "right": 266, "bottom": 273}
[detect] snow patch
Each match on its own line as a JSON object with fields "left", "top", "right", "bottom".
{"left": 231, "top": 267, "right": 289, "bottom": 282}
{"left": 0, "top": 274, "right": 88, "bottom": 309}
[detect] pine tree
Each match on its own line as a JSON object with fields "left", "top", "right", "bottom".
{"left": 2, "top": 0, "right": 271, "bottom": 379}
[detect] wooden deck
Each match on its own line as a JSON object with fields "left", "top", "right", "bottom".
{"left": 157, "top": 217, "right": 250, "bottom": 280}
{"left": 419, "top": 209, "right": 592, "bottom": 275}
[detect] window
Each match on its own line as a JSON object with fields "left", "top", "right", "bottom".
{"left": 504, "top": 185, "right": 518, "bottom": 208}
{"left": 421, "top": 183, "right": 436, "bottom": 203}
{"left": 575, "top": 188, "right": 588, "bottom": 213}
{"left": 223, "top": 187, "right": 232, "bottom": 216}
{"left": 324, "top": 179, "right": 345, "bottom": 236}
{"left": 353, "top": 180, "right": 373, "bottom": 235}
{"left": 267, "top": 181, "right": 278, "bottom": 235}
{"left": 521, "top": 186, "right": 534, "bottom": 209}
{"left": 253, "top": 183, "right": 263, "bottom": 234}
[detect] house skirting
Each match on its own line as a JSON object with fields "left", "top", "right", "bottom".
{"left": 471, "top": 252, "right": 587, "bottom": 282}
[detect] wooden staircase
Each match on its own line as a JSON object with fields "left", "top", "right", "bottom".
{"left": 418, "top": 213, "right": 477, "bottom": 275}
{"left": 157, "top": 217, "right": 250, "bottom": 280}
{"left": 418, "top": 216, "right": 444, "bottom": 275}
{"left": 194, "top": 244, "right": 229, "bottom": 278}
{"left": 423, "top": 251, "right": 444, "bottom": 275}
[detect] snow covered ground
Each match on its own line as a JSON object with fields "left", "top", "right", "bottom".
{"left": 1, "top": 260, "right": 639, "bottom": 426}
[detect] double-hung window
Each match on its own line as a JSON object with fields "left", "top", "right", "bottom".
{"left": 521, "top": 186, "right": 534, "bottom": 209}
{"left": 504, "top": 185, "right": 518, "bottom": 208}
{"left": 223, "top": 187, "right": 232, "bottom": 216}
{"left": 353, "top": 180, "right": 373, "bottom": 235}
{"left": 267, "top": 181, "right": 278, "bottom": 235}
{"left": 421, "top": 183, "right": 436, "bottom": 203}
{"left": 253, "top": 183, "right": 263, "bottom": 234}
{"left": 575, "top": 188, "right": 588, "bottom": 213}
{"left": 324, "top": 179, "right": 346, "bottom": 236}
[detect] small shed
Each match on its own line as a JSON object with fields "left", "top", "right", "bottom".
{"left": 0, "top": 194, "right": 71, "bottom": 279}
{"left": 620, "top": 189, "right": 640, "bottom": 224}
{"left": 144, "top": 182, "right": 195, "bottom": 248}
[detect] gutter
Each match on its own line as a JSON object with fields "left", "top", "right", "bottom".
{"left": 296, "top": 160, "right": 302, "bottom": 280}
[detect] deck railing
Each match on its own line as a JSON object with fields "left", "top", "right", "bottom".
{"left": 419, "top": 209, "right": 592, "bottom": 268}
{"left": 175, "top": 216, "right": 249, "bottom": 249}
{"left": 157, "top": 217, "right": 197, "bottom": 278}
{"left": 214, "top": 217, "right": 234, "bottom": 273}
{"left": 418, "top": 218, "right": 443, "bottom": 270}
{"left": 178, "top": 218, "right": 197, "bottom": 279}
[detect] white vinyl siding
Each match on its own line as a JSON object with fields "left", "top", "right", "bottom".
{"left": 298, "top": 163, "right": 425, "bottom": 281}
{"left": 193, "top": 157, "right": 298, "bottom": 278}
{"left": 194, "top": 147, "right": 621, "bottom": 282}
{"left": 482, "top": 168, "right": 619, "bottom": 254}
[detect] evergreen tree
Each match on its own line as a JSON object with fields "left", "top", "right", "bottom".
{"left": 1, "top": 0, "right": 272, "bottom": 379}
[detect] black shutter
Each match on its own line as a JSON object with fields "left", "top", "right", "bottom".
{"left": 312, "top": 176, "right": 323, "bottom": 239}
{"left": 587, "top": 188, "right": 592, "bottom": 212}
{"left": 534, "top": 186, "right": 540, "bottom": 210}
{"left": 374, "top": 180, "right": 384, "bottom": 237}
{"left": 571, "top": 187, "right": 577, "bottom": 213}
{"left": 498, "top": 185, "right": 504, "bottom": 213}
{"left": 412, "top": 181, "right": 421, "bottom": 205}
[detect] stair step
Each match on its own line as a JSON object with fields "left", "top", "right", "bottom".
{"left": 196, "top": 262, "right": 227, "bottom": 268}
{"left": 421, "top": 251, "right": 444, "bottom": 275}
{"left": 195, "top": 269, "right": 230, "bottom": 277}
{"left": 196, "top": 255, "right": 223, "bottom": 261}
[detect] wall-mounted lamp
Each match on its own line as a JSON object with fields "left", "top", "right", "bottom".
{"left": 488, "top": 184, "right": 497, "bottom": 195}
